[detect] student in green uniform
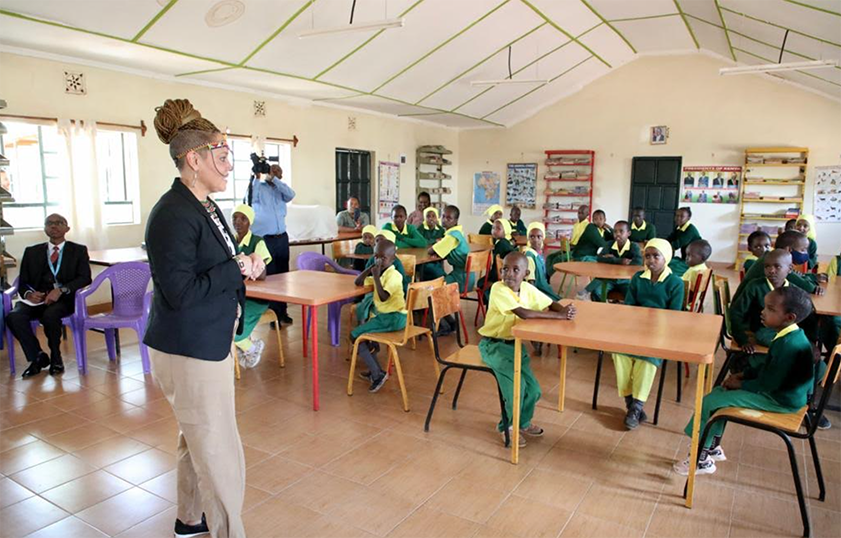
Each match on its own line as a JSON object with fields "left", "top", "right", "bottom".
{"left": 629, "top": 207, "right": 657, "bottom": 244}
{"left": 480, "top": 219, "right": 518, "bottom": 298}
{"left": 738, "top": 231, "right": 821, "bottom": 299}
{"left": 743, "top": 230, "right": 772, "bottom": 274}
{"left": 667, "top": 207, "right": 702, "bottom": 272}
{"left": 681, "top": 240, "right": 712, "bottom": 303}
{"left": 827, "top": 251, "right": 841, "bottom": 279}
{"left": 673, "top": 286, "right": 817, "bottom": 475}
{"left": 351, "top": 239, "right": 407, "bottom": 393}
{"left": 613, "top": 238, "right": 685, "bottom": 430}
{"left": 795, "top": 214, "right": 819, "bottom": 270}
{"left": 545, "top": 204, "right": 589, "bottom": 279}
{"left": 382, "top": 205, "right": 426, "bottom": 249}
{"left": 509, "top": 205, "right": 527, "bottom": 237}
{"left": 419, "top": 207, "right": 445, "bottom": 245}
{"left": 356, "top": 230, "right": 409, "bottom": 324}
{"left": 231, "top": 204, "right": 272, "bottom": 369}
{"left": 521, "top": 222, "right": 560, "bottom": 301}
{"left": 479, "top": 251, "right": 576, "bottom": 446}
{"left": 479, "top": 204, "right": 504, "bottom": 235}
{"left": 571, "top": 209, "right": 612, "bottom": 261}
{"left": 426, "top": 205, "right": 472, "bottom": 292}
{"left": 583, "top": 220, "right": 642, "bottom": 302}
{"left": 352, "top": 225, "right": 377, "bottom": 272}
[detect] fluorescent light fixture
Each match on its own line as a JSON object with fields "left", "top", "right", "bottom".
{"left": 470, "top": 78, "right": 549, "bottom": 87}
{"left": 719, "top": 59, "right": 838, "bottom": 76}
{"left": 298, "top": 17, "right": 404, "bottom": 38}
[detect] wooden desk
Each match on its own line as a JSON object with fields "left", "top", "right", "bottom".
{"left": 553, "top": 261, "right": 642, "bottom": 299}
{"left": 246, "top": 271, "right": 371, "bottom": 410}
{"left": 511, "top": 300, "right": 721, "bottom": 509}
{"left": 290, "top": 231, "right": 362, "bottom": 255}
{"left": 344, "top": 243, "right": 490, "bottom": 263}
{"left": 814, "top": 280, "right": 841, "bottom": 316}
{"left": 88, "top": 247, "right": 148, "bottom": 267}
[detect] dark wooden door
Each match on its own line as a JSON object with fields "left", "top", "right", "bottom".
{"left": 335, "top": 148, "right": 372, "bottom": 215}
{"left": 629, "top": 157, "right": 682, "bottom": 238}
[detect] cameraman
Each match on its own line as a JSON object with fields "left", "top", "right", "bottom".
{"left": 250, "top": 162, "right": 295, "bottom": 324}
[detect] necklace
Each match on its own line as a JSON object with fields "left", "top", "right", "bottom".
{"left": 201, "top": 199, "right": 215, "bottom": 213}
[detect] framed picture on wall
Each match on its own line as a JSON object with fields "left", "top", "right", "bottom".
{"left": 650, "top": 125, "right": 668, "bottom": 145}
{"left": 505, "top": 163, "right": 537, "bottom": 209}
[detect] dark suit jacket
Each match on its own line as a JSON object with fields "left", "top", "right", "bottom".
{"left": 144, "top": 178, "right": 245, "bottom": 361}
{"left": 19, "top": 241, "right": 91, "bottom": 311}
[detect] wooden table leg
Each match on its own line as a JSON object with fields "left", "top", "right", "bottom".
{"left": 558, "top": 345, "right": 567, "bottom": 412}
{"left": 302, "top": 305, "right": 308, "bottom": 358}
{"left": 311, "top": 306, "right": 320, "bottom": 411}
{"left": 685, "top": 363, "right": 707, "bottom": 508}
{"left": 512, "top": 338, "right": 522, "bottom": 464}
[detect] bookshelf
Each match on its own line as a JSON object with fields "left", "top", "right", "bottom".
{"left": 415, "top": 145, "right": 452, "bottom": 212}
{"left": 735, "top": 147, "right": 808, "bottom": 268}
{"left": 542, "top": 150, "right": 594, "bottom": 245}
{"left": 0, "top": 99, "right": 14, "bottom": 287}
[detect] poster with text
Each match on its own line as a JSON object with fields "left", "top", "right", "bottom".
{"left": 472, "top": 171, "right": 500, "bottom": 215}
{"left": 377, "top": 161, "right": 400, "bottom": 220}
{"left": 506, "top": 163, "right": 537, "bottom": 209}
{"left": 815, "top": 165, "right": 841, "bottom": 223}
{"left": 681, "top": 165, "right": 741, "bottom": 204}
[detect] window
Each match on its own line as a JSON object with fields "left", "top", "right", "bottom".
{"left": 97, "top": 130, "right": 140, "bottom": 225}
{"left": 214, "top": 138, "right": 292, "bottom": 214}
{"left": 0, "top": 122, "right": 69, "bottom": 230}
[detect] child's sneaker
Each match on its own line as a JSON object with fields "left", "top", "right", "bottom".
{"left": 368, "top": 372, "right": 388, "bottom": 393}
{"left": 818, "top": 415, "right": 832, "bottom": 430}
{"left": 521, "top": 424, "right": 544, "bottom": 437}
{"left": 243, "top": 339, "right": 264, "bottom": 369}
{"left": 502, "top": 427, "right": 527, "bottom": 447}
{"left": 673, "top": 454, "right": 717, "bottom": 476}
{"left": 575, "top": 290, "right": 590, "bottom": 301}
{"left": 359, "top": 371, "right": 372, "bottom": 381}
{"left": 707, "top": 445, "right": 727, "bottom": 462}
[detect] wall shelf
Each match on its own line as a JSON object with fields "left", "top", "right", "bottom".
{"left": 416, "top": 145, "right": 453, "bottom": 212}
{"left": 543, "top": 149, "right": 594, "bottom": 244}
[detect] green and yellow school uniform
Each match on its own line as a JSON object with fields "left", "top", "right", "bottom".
{"left": 612, "top": 266, "right": 685, "bottom": 402}
{"left": 667, "top": 220, "right": 702, "bottom": 261}
{"left": 382, "top": 222, "right": 426, "bottom": 249}
{"left": 234, "top": 232, "right": 272, "bottom": 351}
{"left": 419, "top": 222, "right": 444, "bottom": 245}
{"left": 522, "top": 246, "right": 560, "bottom": 301}
{"left": 742, "top": 254, "right": 758, "bottom": 274}
{"left": 826, "top": 255, "right": 840, "bottom": 278}
{"left": 511, "top": 219, "right": 527, "bottom": 237}
{"left": 570, "top": 218, "right": 589, "bottom": 246}
{"left": 806, "top": 237, "right": 818, "bottom": 270}
{"left": 730, "top": 278, "right": 788, "bottom": 348}
{"left": 352, "top": 242, "right": 373, "bottom": 272}
{"left": 683, "top": 324, "right": 816, "bottom": 448}
{"left": 356, "top": 256, "right": 408, "bottom": 324}
{"left": 351, "top": 265, "right": 407, "bottom": 339}
{"left": 682, "top": 262, "right": 710, "bottom": 302}
{"left": 478, "top": 220, "right": 494, "bottom": 235}
{"left": 419, "top": 222, "right": 446, "bottom": 281}
{"left": 479, "top": 281, "right": 552, "bottom": 432}
{"left": 736, "top": 252, "right": 817, "bottom": 301}
{"left": 585, "top": 240, "right": 643, "bottom": 302}
{"left": 571, "top": 223, "right": 610, "bottom": 261}
{"left": 630, "top": 220, "right": 656, "bottom": 243}
{"left": 426, "top": 225, "right": 473, "bottom": 293}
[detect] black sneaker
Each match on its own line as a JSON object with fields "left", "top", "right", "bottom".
{"left": 369, "top": 372, "right": 389, "bottom": 393}
{"left": 359, "top": 371, "right": 372, "bottom": 381}
{"left": 818, "top": 415, "right": 832, "bottom": 430}
{"left": 624, "top": 395, "right": 647, "bottom": 423}
{"left": 624, "top": 399, "right": 645, "bottom": 430}
{"left": 174, "top": 513, "right": 208, "bottom": 538}
{"left": 280, "top": 314, "right": 294, "bottom": 325}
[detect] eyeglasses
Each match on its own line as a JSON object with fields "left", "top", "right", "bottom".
{"left": 175, "top": 140, "right": 230, "bottom": 159}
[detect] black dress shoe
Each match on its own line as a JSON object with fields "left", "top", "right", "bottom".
{"left": 49, "top": 359, "right": 65, "bottom": 375}
{"left": 22, "top": 352, "right": 50, "bottom": 378}
{"left": 174, "top": 513, "right": 208, "bottom": 538}
{"left": 279, "top": 314, "right": 294, "bottom": 325}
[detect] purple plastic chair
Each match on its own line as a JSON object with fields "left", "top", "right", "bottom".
{"left": 74, "top": 262, "right": 152, "bottom": 374}
{"left": 296, "top": 252, "right": 359, "bottom": 347}
{"left": 3, "top": 278, "right": 74, "bottom": 375}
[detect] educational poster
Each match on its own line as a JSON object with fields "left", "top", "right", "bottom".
{"left": 505, "top": 163, "right": 537, "bottom": 209}
{"left": 472, "top": 171, "right": 500, "bottom": 215}
{"left": 681, "top": 165, "right": 741, "bottom": 204}
{"left": 815, "top": 165, "right": 841, "bottom": 222}
{"left": 377, "top": 161, "right": 400, "bottom": 220}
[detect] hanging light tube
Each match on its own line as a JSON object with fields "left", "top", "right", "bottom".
{"left": 719, "top": 59, "right": 837, "bottom": 76}
{"left": 470, "top": 78, "right": 549, "bottom": 87}
{"left": 298, "top": 17, "right": 404, "bottom": 38}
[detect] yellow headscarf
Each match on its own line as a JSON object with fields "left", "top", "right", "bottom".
{"left": 423, "top": 207, "right": 439, "bottom": 219}
{"left": 797, "top": 214, "right": 817, "bottom": 240}
{"left": 361, "top": 225, "right": 377, "bottom": 237}
{"left": 642, "top": 238, "right": 673, "bottom": 282}
{"left": 232, "top": 204, "right": 255, "bottom": 225}
{"left": 526, "top": 222, "right": 545, "bottom": 234}
{"left": 485, "top": 204, "right": 504, "bottom": 223}
{"left": 376, "top": 229, "right": 397, "bottom": 244}
{"left": 495, "top": 218, "right": 513, "bottom": 240}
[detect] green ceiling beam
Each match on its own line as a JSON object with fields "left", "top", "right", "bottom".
{"left": 608, "top": 13, "right": 679, "bottom": 23}
{"left": 176, "top": 67, "right": 238, "bottom": 78}
{"left": 783, "top": 0, "right": 841, "bottom": 16}
{"left": 414, "top": 22, "right": 546, "bottom": 106}
{"left": 482, "top": 56, "right": 594, "bottom": 119}
{"left": 314, "top": 0, "right": 426, "bottom": 80}
{"left": 685, "top": 13, "right": 723, "bottom": 29}
{"left": 714, "top": 0, "right": 737, "bottom": 61}
{"left": 673, "top": 0, "right": 699, "bottom": 49}
{"left": 521, "top": 0, "right": 611, "bottom": 67}
{"left": 734, "top": 47, "right": 841, "bottom": 87}
{"left": 721, "top": 6, "right": 841, "bottom": 48}
{"left": 370, "top": 0, "right": 510, "bottom": 94}
{"left": 579, "top": 0, "right": 636, "bottom": 53}
{"left": 238, "top": 0, "right": 313, "bottom": 65}
{"left": 132, "top": 0, "right": 179, "bottom": 42}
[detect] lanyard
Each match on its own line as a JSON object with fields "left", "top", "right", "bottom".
{"left": 48, "top": 245, "right": 64, "bottom": 283}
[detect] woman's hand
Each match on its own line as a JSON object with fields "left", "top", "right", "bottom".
{"left": 236, "top": 253, "right": 253, "bottom": 277}
{"left": 247, "top": 253, "right": 266, "bottom": 280}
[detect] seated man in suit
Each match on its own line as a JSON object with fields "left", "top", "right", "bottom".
{"left": 7, "top": 214, "right": 91, "bottom": 377}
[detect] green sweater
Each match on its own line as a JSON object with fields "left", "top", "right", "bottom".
{"left": 510, "top": 219, "right": 527, "bottom": 236}
{"left": 729, "top": 278, "right": 779, "bottom": 347}
{"left": 596, "top": 241, "right": 642, "bottom": 266}
{"left": 807, "top": 238, "right": 818, "bottom": 270}
{"left": 629, "top": 221, "right": 657, "bottom": 243}
{"left": 624, "top": 270, "right": 685, "bottom": 367}
{"left": 572, "top": 223, "right": 610, "bottom": 259}
{"left": 735, "top": 252, "right": 817, "bottom": 302}
{"left": 419, "top": 224, "right": 444, "bottom": 246}
{"left": 383, "top": 223, "right": 426, "bottom": 249}
{"left": 742, "top": 326, "right": 815, "bottom": 408}
{"left": 489, "top": 237, "right": 517, "bottom": 281}
{"left": 352, "top": 242, "right": 373, "bottom": 272}
{"left": 523, "top": 248, "right": 560, "bottom": 301}
{"left": 667, "top": 223, "right": 702, "bottom": 260}
{"left": 478, "top": 221, "right": 494, "bottom": 235}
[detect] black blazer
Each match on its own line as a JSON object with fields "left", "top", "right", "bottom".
{"left": 144, "top": 178, "right": 245, "bottom": 361}
{"left": 19, "top": 241, "right": 91, "bottom": 311}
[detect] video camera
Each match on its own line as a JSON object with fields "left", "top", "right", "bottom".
{"left": 249, "top": 152, "right": 279, "bottom": 176}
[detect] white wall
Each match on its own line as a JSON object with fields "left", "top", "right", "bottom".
{"left": 457, "top": 53, "right": 841, "bottom": 263}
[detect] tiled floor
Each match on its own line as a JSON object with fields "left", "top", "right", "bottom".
{"left": 1, "top": 268, "right": 839, "bottom": 538}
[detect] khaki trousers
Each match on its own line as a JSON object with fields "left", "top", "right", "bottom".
{"left": 150, "top": 348, "right": 246, "bottom": 538}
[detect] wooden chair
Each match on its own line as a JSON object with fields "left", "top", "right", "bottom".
{"left": 346, "top": 278, "right": 444, "bottom": 412}
{"left": 739, "top": 268, "right": 745, "bottom": 282}
{"left": 423, "top": 283, "right": 511, "bottom": 447}
{"left": 711, "top": 275, "right": 769, "bottom": 387}
{"left": 332, "top": 239, "right": 359, "bottom": 261}
{"left": 686, "top": 345, "right": 841, "bottom": 538}
{"left": 556, "top": 239, "right": 577, "bottom": 298}
{"left": 472, "top": 253, "right": 504, "bottom": 327}
{"left": 468, "top": 233, "right": 494, "bottom": 248}
{"left": 234, "top": 308, "right": 286, "bottom": 380}
{"left": 459, "top": 249, "right": 492, "bottom": 343}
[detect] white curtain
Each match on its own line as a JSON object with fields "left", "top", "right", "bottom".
{"left": 57, "top": 118, "right": 102, "bottom": 249}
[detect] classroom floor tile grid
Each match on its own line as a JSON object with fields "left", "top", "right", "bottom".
{"left": 0, "top": 269, "right": 839, "bottom": 538}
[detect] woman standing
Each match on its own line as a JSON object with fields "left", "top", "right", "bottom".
{"left": 145, "top": 99, "right": 264, "bottom": 538}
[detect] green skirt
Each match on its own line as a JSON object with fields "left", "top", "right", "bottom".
{"left": 234, "top": 299, "right": 269, "bottom": 343}
{"left": 351, "top": 311, "right": 407, "bottom": 340}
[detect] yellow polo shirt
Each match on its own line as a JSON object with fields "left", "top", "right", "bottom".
{"left": 611, "top": 240, "right": 630, "bottom": 257}
{"left": 570, "top": 218, "right": 589, "bottom": 246}
{"left": 433, "top": 225, "right": 463, "bottom": 258}
{"left": 364, "top": 265, "right": 406, "bottom": 314}
{"left": 479, "top": 281, "right": 552, "bottom": 340}
{"left": 682, "top": 262, "right": 709, "bottom": 289}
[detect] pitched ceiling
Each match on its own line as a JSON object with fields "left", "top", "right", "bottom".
{"left": 1, "top": 0, "right": 839, "bottom": 128}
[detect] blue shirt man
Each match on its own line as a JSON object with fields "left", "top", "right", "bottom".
{"left": 250, "top": 164, "right": 295, "bottom": 323}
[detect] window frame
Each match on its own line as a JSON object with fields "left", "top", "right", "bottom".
{"left": 97, "top": 129, "right": 141, "bottom": 226}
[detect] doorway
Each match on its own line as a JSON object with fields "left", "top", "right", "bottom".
{"left": 335, "top": 148, "right": 372, "bottom": 216}
{"left": 628, "top": 156, "right": 682, "bottom": 237}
